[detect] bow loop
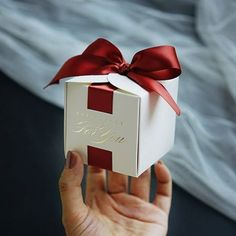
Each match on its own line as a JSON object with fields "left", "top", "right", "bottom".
{"left": 83, "top": 38, "right": 124, "bottom": 65}
{"left": 130, "top": 46, "right": 181, "bottom": 80}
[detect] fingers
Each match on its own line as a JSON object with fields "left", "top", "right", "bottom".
{"left": 59, "top": 151, "right": 88, "bottom": 228}
{"left": 153, "top": 160, "right": 172, "bottom": 214}
{"left": 86, "top": 166, "right": 106, "bottom": 206}
{"left": 107, "top": 171, "right": 128, "bottom": 194}
{"left": 130, "top": 168, "right": 151, "bottom": 201}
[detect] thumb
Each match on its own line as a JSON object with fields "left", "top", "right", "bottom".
{"left": 59, "top": 151, "right": 88, "bottom": 229}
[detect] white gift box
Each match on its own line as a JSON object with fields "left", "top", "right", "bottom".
{"left": 64, "top": 73, "right": 179, "bottom": 177}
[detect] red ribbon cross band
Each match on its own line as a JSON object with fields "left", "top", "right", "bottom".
{"left": 46, "top": 38, "right": 182, "bottom": 115}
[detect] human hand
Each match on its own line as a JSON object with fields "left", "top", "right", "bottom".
{"left": 59, "top": 151, "right": 172, "bottom": 236}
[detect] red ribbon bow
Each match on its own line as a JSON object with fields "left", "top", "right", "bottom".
{"left": 46, "top": 38, "right": 181, "bottom": 115}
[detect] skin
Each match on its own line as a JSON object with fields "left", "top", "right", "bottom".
{"left": 59, "top": 151, "right": 172, "bottom": 236}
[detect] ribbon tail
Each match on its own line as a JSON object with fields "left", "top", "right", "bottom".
{"left": 128, "top": 72, "right": 180, "bottom": 115}
{"left": 148, "top": 80, "right": 180, "bottom": 116}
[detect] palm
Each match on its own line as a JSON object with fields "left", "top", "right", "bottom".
{"left": 77, "top": 191, "right": 168, "bottom": 236}
{"left": 59, "top": 153, "right": 172, "bottom": 236}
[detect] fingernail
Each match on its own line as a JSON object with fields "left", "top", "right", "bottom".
{"left": 158, "top": 160, "right": 163, "bottom": 165}
{"left": 65, "top": 151, "right": 77, "bottom": 169}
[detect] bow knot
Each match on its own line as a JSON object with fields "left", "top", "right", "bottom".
{"left": 118, "top": 62, "right": 130, "bottom": 75}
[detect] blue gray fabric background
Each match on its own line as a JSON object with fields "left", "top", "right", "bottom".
{"left": 0, "top": 0, "right": 235, "bottom": 220}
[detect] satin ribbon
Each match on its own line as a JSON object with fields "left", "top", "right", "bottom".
{"left": 46, "top": 38, "right": 181, "bottom": 115}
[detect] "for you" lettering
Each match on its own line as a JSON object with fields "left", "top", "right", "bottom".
{"left": 73, "top": 112, "right": 126, "bottom": 144}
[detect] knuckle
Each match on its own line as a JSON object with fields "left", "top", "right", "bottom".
{"left": 58, "top": 178, "right": 70, "bottom": 193}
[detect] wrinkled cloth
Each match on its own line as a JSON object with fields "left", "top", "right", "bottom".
{"left": 0, "top": 0, "right": 236, "bottom": 220}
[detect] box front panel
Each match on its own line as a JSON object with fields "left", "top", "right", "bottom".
{"left": 65, "top": 82, "right": 140, "bottom": 176}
